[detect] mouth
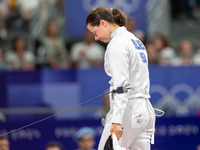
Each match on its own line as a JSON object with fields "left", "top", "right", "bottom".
{"left": 100, "top": 39, "right": 105, "bottom": 42}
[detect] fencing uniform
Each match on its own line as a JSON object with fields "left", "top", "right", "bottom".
{"left": 98, "top": 26, "right": 155, "bottom": 150}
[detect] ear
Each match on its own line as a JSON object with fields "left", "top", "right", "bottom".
{"left": 100, "top": 19, "right": 107, "bottom": 27}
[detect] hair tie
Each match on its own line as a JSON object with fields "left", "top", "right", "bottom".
{"left": 111, "top": 8, "right": 113, "bottom": 13}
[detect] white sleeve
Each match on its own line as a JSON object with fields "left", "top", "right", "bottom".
{"left": 107, "top": 38, "right": 131, "bottom": 124}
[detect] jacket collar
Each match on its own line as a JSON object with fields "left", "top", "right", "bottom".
{"left": 110, "top": 26, "right": 126, "bottom": 40}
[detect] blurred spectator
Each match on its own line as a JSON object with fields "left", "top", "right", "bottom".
{"left": 40, "top": 21, "right": 70, "bottom": 69}
{"left": 0, "top": 136, "right": 9, "bottom": 150}
{"left": 126, "top": 17, "right": 146, "bottom": 44}
{"left": 0, "top": 47, "right": 10, "bottom": 71}
{"left": 0, "top": 0, "right": 9, "bottom": 18}
{"left": 171, "top": 40, "right": 194, "bottom": 66}
{"left": 7, "top": 0, "right": 18, "bottom": 9}
{"left": 134, "top": 30, "right": 146, "bottom": 45}
{"left": 70, "top": 30, "right": 105, "bottom": 68}
{"left": 6, "top": 0, "right": 21, "bottom": 32}
{"left": 193, "top": 40, "right": 200, "bottom": 65}
{"left": 5, "top": 35, "right": 35, "bottom": 71}
{"left": 30, "top": 0, "right": 60, "bottom": 38}
{"left": 126, "top": 17, "right": 136, "bottom": 33}
{"left": 16, "top": 0, "right": 40, "bottom": 32}
{"left": 0, "top": 111, "right": 6, "bottom": 122}
{"left": 45, "top": 141, "right": 64, "bottom": 150}
{"left": 152, "top": 33, "right": 176, "bottom": 66}
{"left": 0, "top": 0, "right": 8, "bottom": 48}
{"left": 73, "top": 127, "right": 96, "bottom": 150}
{"left": 145, "top": 43, "right": 159, "bottom": 65}
{"left": 197, "top": 144, "right": 200, "bottom": 150}
{"left": 94, "top": 92, "right": 110, "bottom": 118}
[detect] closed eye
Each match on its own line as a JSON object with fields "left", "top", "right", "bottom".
{"left": 93, "top": 31, "right": 96, "bottom": 37}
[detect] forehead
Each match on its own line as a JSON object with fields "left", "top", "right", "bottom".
{"left": 87, "top": 24, "right": 101, "bottom": 33}
{"left": 82, "top": 133, "right": 93, "bottom": 138}
{"left": 0, "top": 139, "right": 8, "bottom": 143}
{"left": 46, "top": 147, "right": 60, "bottom": 150}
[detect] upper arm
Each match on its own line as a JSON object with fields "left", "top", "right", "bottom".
{"left": 108, "top": 39, "right": 129, "bottom": 88}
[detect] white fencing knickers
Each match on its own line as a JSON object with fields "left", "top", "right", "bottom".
{"left": 98, "top": 98, "right": 156, "bottom": 150}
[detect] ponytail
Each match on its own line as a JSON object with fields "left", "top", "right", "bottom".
{"left": 112, "top": 8, "right": 127, "bottom": 27}
{"left": 86, "top": 7, "right": 127, "bottom": 27}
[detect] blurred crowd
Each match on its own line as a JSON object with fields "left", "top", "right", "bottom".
{"left": 0, "top": 126, "right": 97, "bottom": 150}
{"left": 0, "top": 0, "right": 200, "bottom": 72}
{"left": 0, "top": 0, "right": 105, "bottom": 72}
{"left": 126, "top": 16, "right": 200, "bottom": 67}
{"left": 145, "top": 33, "right": 200, "bottom": 66}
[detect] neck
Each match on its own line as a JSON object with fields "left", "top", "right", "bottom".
{"left": 109, "top": 24, "right": 120, "bottom": 36}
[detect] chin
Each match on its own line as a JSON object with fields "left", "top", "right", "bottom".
{"left": 101, "top": 39, "right": 110, "bottom": 43}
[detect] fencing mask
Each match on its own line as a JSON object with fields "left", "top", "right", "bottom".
{"left": 103, "top": 133, "right": 128, "bottom": 150}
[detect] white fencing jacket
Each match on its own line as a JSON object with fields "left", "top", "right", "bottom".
{"left": 104, "top": 26, "right": 150, "bottom": 125}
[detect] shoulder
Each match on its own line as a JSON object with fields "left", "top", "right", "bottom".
{"left": 5, "top": 51, "right": 15, "bottom": 58}
{"left": 111, "top": 30, "right": 135, "bottom": 46}
{"left": 108, "top": 30, "right": 135, "bottom": 53}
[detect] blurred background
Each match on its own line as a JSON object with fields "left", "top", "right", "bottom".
{"left": 0, "top": 0, "right": 200, "bottom": 150}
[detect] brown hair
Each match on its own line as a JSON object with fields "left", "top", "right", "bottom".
{"left": 86, "top": 7, "right": 127, "bottom": 27}
{"left": 153, "top": 33, "right": 170, "bottom": 48}
{"left": 0, "top": 136, "right": 8, "bottom": 141}
{"left": 12, "top": 35, "right": 26, "bottom": 51}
